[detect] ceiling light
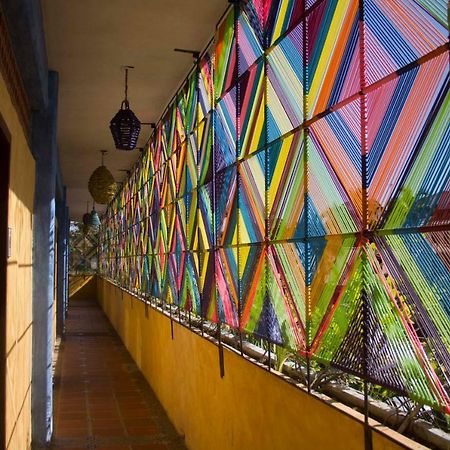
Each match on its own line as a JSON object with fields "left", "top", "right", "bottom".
{"left": 89, "top": 204, "right": 101, "bottom": 228}
{"left": 109, "top": 66, "right": 141, "bottom": 150}
{"left": 82, "top": 201, "right": 91, "bottom": 226}
{"left": 88, "top": 150, "right": 116, "bottom": 204}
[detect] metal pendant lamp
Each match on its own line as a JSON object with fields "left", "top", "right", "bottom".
{"left": 82, "top": 224, "right": 91, "bottom": 236}
{"left": 110, "top": 66, "right": 141, "bottom": 150}
{"left": 82, "top": 201, "right": 91, "bottom": 226}
{"left": 89, "top": 203, "right": 101, "bottom": 228}
{"left": 88, "top": 150, "right": 116, "bottom": 205}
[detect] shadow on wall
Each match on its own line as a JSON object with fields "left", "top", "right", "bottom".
{"left": 1, "top": 78, "right": 36, "bottom": 450}
{"left": 69, "top": 275, "right": 96, "bottom": 302}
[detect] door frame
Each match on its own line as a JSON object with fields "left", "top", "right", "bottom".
{"left": 0, "top": 117, "right": 11, "bottom": 448}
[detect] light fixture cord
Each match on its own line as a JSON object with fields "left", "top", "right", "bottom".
{"left": 101, "top": 149, "right": 107, "bottom": 166}
{"left": 124, "top": 68, "right": 128, "bottom": 103}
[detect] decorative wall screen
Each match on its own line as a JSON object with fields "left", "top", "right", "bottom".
{"left": 99, "top": 0, "right": 450, "bottom": 413}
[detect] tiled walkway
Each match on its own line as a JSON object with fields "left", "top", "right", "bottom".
{"left": 52, "top": 297, "right": 187, "bottom": 450}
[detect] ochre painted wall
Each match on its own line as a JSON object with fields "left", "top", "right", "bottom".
{"left": 97, "top": 278, "right": 426, "bottom": 450}
{"left": 69, "top": 275, "right": 97, "bottom": 301}
{"left": 1, "top": 70, "right": 35, "bottom": 450}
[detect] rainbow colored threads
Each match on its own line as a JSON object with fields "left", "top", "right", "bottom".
{"left": 99, "top": 0, "right": 450, "bottom": 414}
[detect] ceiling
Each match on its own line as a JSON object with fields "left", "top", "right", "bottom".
{"left": 42, "top": 0, "right": 228, "bottom": 221}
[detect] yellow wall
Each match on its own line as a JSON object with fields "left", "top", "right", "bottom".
{"left": 98, "top": 278, "right": 425, "bottom": 450}
{"left": 69, "top": 275, "right": 96, "bottom": 301}
{"left": 1, "top": 70, "right": 35, "bottom": 450}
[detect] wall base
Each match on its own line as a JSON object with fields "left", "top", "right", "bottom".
{"left": 97, "top": 277, "right": 426, "bottom": 450}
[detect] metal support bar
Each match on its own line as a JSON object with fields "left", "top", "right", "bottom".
{"left": 174, "top": 48, "right": 200, "bottom": 59}
{"left": 170, "top": 306, "right": 174, "bottom": 340}
{"left": 218, "top": 324, "right": 225, "bottom": 378}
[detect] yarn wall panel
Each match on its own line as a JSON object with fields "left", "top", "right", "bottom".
{"left": 98, "top": 0, "right": 450, "bottom": 413}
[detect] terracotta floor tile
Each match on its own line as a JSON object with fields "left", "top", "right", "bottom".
{"left": 126, "top": 425, "right": 159, "bottom": 437}
{"left": 57, "top": 412, "right": 87, "bottom": 420}
{"left": 90, "top": 414, "right": 121, "bottom": 422}
{"left": 57, "top": 447, "right": 89, "bottom": 450}
{"left": 56, "top": 419, "right": 88, "bottom": 429}
{"left": 89, "top": 404, "right": 118, "bottom": 412}
{"left": 122, "top": 418, "right": 155, "bottom": 428}
{"left": 119, "top": 409, "right": 152, "bottom": 419}
{"left": 51, "top": 296, "right": 186, "bottom": 449}
{"left": 59, "top": 400, "right": 87, "bottom": 407}
{"left": 96, "top": 447, "right": 131, "bottom": 450}
{"left": 131, "top": 445, "right": 168, "bottom": 450}
{"left": 90, "top": 418, "right": 123, "bottom": 428}
{"left": 92, "top": 427, "right": 127, "bottom": 437}
{"left": 54, "top": 427, "right": 89, "bottom": 438}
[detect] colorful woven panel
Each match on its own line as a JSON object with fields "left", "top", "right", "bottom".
{"left": 215, "top": 9, "right": 237, "bottom": 100}
{"left": 198, "top": 44, "right": 214, "bottom": 122}
{"left": 238, "top": 59, "right": 265, "bottom": 157}
{"left": 181, "top": 251, "right": 201, "bottom": 314}
{"left": 198, "top": 182, "right": 214, "bottom": 250}
{"left": 239, "top": 152, "right": 265, "bottom": 244}
{"left": 238, "top": 6, "right": 264, "bottom": 75}
{"left": 267, "top": 21, "right": 303, "bottom": 142}
{"left": 307, "top": 0, "right": 359, "bottom": 116}
{"left": 267, "top": 132, "right": 304, "bottom": 241}
{"left": 186, "top": 191, "right": 198, "bottom": 251}
{"left": 179, "top": 73, "right": 197, "bottom": 136}
{"left": 216, "top": 246, "right": 239, "bottom": 326}
{"left": 239, "top": 244, "right": 267, "bottom": 337}
{"left": 367, "top": 53, "right": 449, "bottom": 230}
{"left": 214, "top": 90, "right": 237, "bottom": 171}
{"left": 241, "top": 0, "right": 266, "bottom": 48}
{"left": 364, "top": 0, "right": 448, "bottom": 85}
{"left": 197, "top": 116, "right": 213, "bottom": 186}
{"left": 199, "top": 250, "right": 217, "bottom": 322}
{"left": 99, "top": 0, "right": 450, "bottom": 413}
{"left": 216, "top": 166, "right": 237, "bottom": 246}
{"left": 308, "top": 100, "right": 362, "bottom": 235}
{"left": 267, "top": 242, "right": 307, "bottom": 350}
{"left": 266, "top": 0, "right": 304, "bottom": 46}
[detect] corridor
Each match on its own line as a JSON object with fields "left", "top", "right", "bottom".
{"left": 1, "top": 0, "right": 449, "bottom": 448}
{"left": 51, "top": 294, "right": 187, "bottom": 450}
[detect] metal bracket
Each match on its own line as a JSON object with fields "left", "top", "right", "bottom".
{"left": 174, "top": 48, "right": 200, "bottom": 59}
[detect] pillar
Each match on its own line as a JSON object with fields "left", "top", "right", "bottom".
{"left": 56, "top": 186, "right": 67, "bottom": 336}
{"left": 31, "top": 70, "right": 58, "bottom": 446}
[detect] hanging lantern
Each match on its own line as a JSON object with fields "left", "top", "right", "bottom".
{"left": 109, "top": 66, "right": 141, "bottom": 150}
{"left": 88, "top": 150, "right": 116, "bottom": 204}
{"left": 89, "top": 204, "right": 101, "bottom": 228}
{"left": 82, "top": 224, "right": 91, "bottom": 236}
{"left": 82, "top": 213, "right": 91, "bottom": 226}
{"left": 82, "top": 201, "right": 91, "bottom": 226}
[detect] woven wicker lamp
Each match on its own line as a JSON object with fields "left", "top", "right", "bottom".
{"left": 110, "top": 66, "right": 141, "bottom": 150}
{"left": 88, "top": 150, "right": 116, "bottom": 204}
